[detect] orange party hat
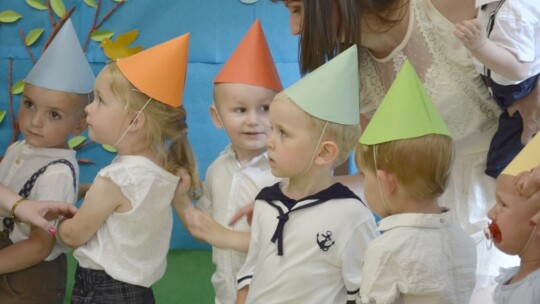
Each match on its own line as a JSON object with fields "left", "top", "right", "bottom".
{"left": 117, "top": 33, "right": 190, "bottom": 107}
{"left": 214, "top": 19, "right": 282, "bottom": 92}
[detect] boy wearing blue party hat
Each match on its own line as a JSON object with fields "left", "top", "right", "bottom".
{"left": 356, "top": 60, "right": 477, "bottom": 303}
{"left": 235, "top": 45, "right": 378, "bottom": 304}
{"left": 0, "top": 19, "right": 94, "bottom": 303}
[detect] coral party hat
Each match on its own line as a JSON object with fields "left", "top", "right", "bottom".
{"left": 214, "top": 19, "right": 282, "bottom": 92}
{"left": 117, "top": 33, "right": 190, "bottom": 107}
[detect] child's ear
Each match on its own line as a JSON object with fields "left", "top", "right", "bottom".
{"left": 128, "top": 111, "right": 146, "bottom": 132}
{"left": 72, "top": 116, "right": 87, "bottom": 136}
{"left": 315, "top": 141, "right": 339, "bottom": 166}
{"left": 376, "top": 169, "right": 398, "bottom": 197}
{"left": 209, "top": 104, "right": 223, "bottom": 129}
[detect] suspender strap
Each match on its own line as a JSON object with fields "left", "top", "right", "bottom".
{"left": 18, "top": 159, "right": 76, "bottom": 198}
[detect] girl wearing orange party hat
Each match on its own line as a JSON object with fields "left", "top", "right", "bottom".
{"left": 57, "top": 33, "right": 202, "bottom": 303}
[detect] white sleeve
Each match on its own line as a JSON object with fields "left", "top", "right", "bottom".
{"left": 236, "top": 200, "right": 262, "bottom": 290}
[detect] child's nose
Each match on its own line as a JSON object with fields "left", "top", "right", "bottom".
{"left": 246, "top": 111, "right": 258, "bottom": 124}
{"left": 30, "top": 112, "right": 43, "bottom": 127}
{"left": 487, "top": 207, "right": 495, "bottom": 221}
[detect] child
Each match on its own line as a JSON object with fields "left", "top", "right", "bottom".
{"left": 356, "top": 61, "right": 477, "bottom": 303}
{"left": 484, "top": 133, "right": 540, "bottom": 303}
{"left": 0, "top": 19, "right": 93, "bottom": 303}
{"left": 174, "top": 19, "right": 282, "bottom": 304}
{"left": 454, "top": 1, "right": 540, "bottom": 178}
{"left": 57, "top": 33, "right": 202, "bottom": 303}
{"left": 235, "top": 45, "right": 378, "bottom": 304}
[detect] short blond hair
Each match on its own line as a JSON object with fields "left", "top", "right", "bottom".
{"left": 274, "top": 92, "right": 361, "bottom": 168}
{"left": 107, "top": 63, "right": 202, "bottom": 199}
{"left": 356, "top": 134, "right": 454, "bottom": 200}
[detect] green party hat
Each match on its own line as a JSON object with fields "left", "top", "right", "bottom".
{"left": 359, "top": 60, "right": 449, "bottom": 145}
{"left": 284, "top": 45, "right": 359, "bottom": 125}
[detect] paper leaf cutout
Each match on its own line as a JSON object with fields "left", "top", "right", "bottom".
{"left": 113, "top": 0, "right": 127, "bottom": 2}
{"left": 68, "top": 135, "right": 86, "bottom": 149}
{"left": 11, "top": 80, "right": 24, "bottom": 95}
{"left": 240, "top": 0, "right": 259, "bottom": 3}
{"left": 0, "top": 10, "right": 22, "bottom": 23}
{"left": 50, "top": 0, "right": 66, "bottom": 18}
{"left": 90, "top": 29, "right": 114, "bottom": 42}
{"left": 26, "top": 0, "right": 48, "bottom": 10}
{"left": 83, "top": 0, "right": 98, "bottom": 8}
{"left": 25, "top": 28, "right": 45, "bottom": 46}
{"left": 100, "top": 30, "right": 143, "bottom": 60}
{"left": 0, "top": 111, "right": 6, "bottom": 124}
{"left": 102, "top": 144, "right": 117, "bottom": 153}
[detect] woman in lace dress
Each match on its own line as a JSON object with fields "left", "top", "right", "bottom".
{"left": 277, "top": 0, "right": 528, "bottom": 302}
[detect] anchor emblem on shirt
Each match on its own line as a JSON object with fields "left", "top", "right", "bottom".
{"left": 316, "top": 230, "right": 335, "bottom": 251}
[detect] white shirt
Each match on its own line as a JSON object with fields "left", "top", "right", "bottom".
{"left": 358, "top": 211, "right": 477, "bottom": 304}
{"left": 238, "top": 183, "right": 379, "bottom": 303}
{"left": 475, "top": 0, "right": 540, "bottom": 85}
{"left": 0, "top": 141, "right": 78, "bottom": 261}
{"left": 493, "top": 266, "right": 540, "bottom": 304}
{"left": 198, "top": 145, "right": 279, "bottom": 304}
{"left": 74, "top": 156, "right": 179, "bottom": 287}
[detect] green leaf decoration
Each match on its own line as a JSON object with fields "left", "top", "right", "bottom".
{"left": 25, "top": 0, "right": 48, "bottom": 10}
{"left": 25, "top": 28, "right": 45, "bottom": 46}
{"left": 0, "top": 111, "right": 6, "bottom": 124}
{"left": 90, "top": 30, "right": 114, "bottom": 42}
{"left": 113, "top": 0, "right": 127, "bottom": 2}
{"left": 68, "top": 135, "right": 86, "bottom": 149}
{"left": 83, "top": 0, "right": 98, "bottom": 8}
{"left": 0, "top": 10, "right": 22, "bottom": 23}
{"left": 50, "top": 0, "right": 66, "bottom": 18}
{"left": 102, "top": 144, "right": 117, "bottom": 153}
{"left": 11, "top": 80, "right": 25, "bottom": 95}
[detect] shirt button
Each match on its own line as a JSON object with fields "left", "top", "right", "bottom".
{"left": 440, "top": 218, "right": 445, "bottom": 224}
{"left": 15, "top": 159, "right": 20, "bottom": 165}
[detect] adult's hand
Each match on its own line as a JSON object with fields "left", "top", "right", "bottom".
{"left": 15, "top": 200, "right": 77, "bottom": 235}
{"left": 508, "top": 79, "right": 540, "bottom": 144}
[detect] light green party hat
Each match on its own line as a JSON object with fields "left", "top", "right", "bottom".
{"left": 284, "top": 45, "right": 359, "bottom": 125}
{"left": 359, "top": 60, "right": 449, "bottom": 145}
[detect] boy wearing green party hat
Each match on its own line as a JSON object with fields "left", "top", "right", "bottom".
{"left": 235, "top": 45, "right": 378, "bottom": 304}
{"left": 0, "top": 18, "right": 94, "bottom": 303}
{"left": 356, "top": 60, "right": 477, "bottom": 304}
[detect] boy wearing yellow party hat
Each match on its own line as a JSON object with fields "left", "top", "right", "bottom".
{"left": 57, "top": 33, "right": 202, "bottom": 303}
{"left": 0, "top": 18, "right": 93, "bottom": 303}
{"left": 235, "top": 45, "right": 378, "bottom": 304}
{"left": 173, "top": 19, "right": 282, "bottom": 304}
{"left": 356, "top": 60, "right": 477, "bottom": 303}
{"left": 484, "top": 134, "right": 540, "bottom": 304}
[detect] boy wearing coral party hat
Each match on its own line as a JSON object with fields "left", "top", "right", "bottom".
{"left": 235, "top": 45, "right": 378, "bottom": 304}
{"left": 57, "top": 33, "right": 203, "bottom": 303}
{"left": 0, "top": 18, "right": 93, "bottom": 304}
{"left": 356, "top": 60, "right": 477, "bottom": 303}
{"left": 173, "top": 19, "right": 282, "bottom": 304}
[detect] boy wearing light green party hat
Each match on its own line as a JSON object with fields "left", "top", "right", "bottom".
{"left": 356, "top": 60, "right": 477, "bottom": 304}
{"left": 235, "top": 45, "right": 378, "bottom": 304}
{"left": 0, "top": 18, "right": 94, "bottom": 303}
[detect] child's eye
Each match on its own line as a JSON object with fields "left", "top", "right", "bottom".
{"left": 279, "top": 128, "right": 287, "bottom": 137}
{"left": 234, "top": 107, "right": 246, "bottom": 113}
{"left": 260, "top": 105, "right": 270, "bottom": 112}
{"left": 23, "top": 100, "right": 35, "bottom": 109}
{"left": 49, "top": 111, "right": 62, "bottom": 120}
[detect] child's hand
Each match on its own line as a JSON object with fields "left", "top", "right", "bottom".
{"left": 516, "top": 166, "right": 540, "bottom": 232}
{"left": 228, "top": 202, "right": 254, "bottom": 226}
{"left": 172, "top": 167, "right": 192, "bottom": 210}
{"left": 454, "top": 19, "right": 487, "bottom": 50}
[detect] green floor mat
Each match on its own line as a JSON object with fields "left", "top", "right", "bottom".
{"left": 64, "top": 250, "right": 215, "bottom": 303}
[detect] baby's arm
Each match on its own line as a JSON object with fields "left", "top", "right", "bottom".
{"left": 58, "top": 176, "right": 126, "bottom": 248}
{"left": 454, "top": 19, "right": 532, "bottom": 81}
{"left": 0, "top": 226, "right": 55, "bottom": 274}
{"left": 236, "top": 286, "right": 249, "bottom": 304}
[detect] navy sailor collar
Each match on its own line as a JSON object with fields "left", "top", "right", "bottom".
{"left": 256, "top": 182, "right": 365, "bottom": 256}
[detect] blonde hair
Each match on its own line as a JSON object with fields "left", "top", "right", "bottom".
{"left": 107, "top": 63, "right": 202, "bottom": 199}
{"left": 274, "top": 92, "right": 361, "bottom": 167}
{"left": 356, "top": 134, "right": 454, "bottom": 200}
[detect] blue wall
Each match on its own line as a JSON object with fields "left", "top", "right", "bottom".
{"left": 0, "top": 0, "right": 300, "bottom": 249}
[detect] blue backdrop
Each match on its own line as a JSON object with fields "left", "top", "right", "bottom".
{"left": 0, "top": 0, "right": 300, "bottom": 249}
